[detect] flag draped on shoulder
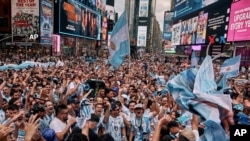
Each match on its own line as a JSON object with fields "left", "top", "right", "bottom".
{"left": 108, "top": 11, "right": 130, "bottom": 69}
{"left": 220, "top": 55, "right": 241, "bottom": 78}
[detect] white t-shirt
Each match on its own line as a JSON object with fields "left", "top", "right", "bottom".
{"left": 49, "top": 117, "right": 71, "bottom": 140}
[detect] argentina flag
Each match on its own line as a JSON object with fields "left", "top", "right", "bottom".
{"left": 109, "top": 11, "right": 130, "bottom": 69}
{"left": 190, "top": 50, "right": 199, "bottom": 68}
{"left": 220, "top": 55, "right": 241, "bottom": 78}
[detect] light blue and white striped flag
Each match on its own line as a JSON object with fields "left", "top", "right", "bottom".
{"left": 220, "top": 55, "right": 241, "bottom": 78}
{"left": 109, "top": 11, "right": 130, "bottom": 69}
{"left": 191, "top": 51, "right": 199, "bottom": 67}
{"left": 193, "top": 56, "right": 217, "bottom": 94}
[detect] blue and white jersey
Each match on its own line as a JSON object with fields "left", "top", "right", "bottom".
{"left": 104, "top": 116, "right": 125, "bottom": 141}
{"left": 93, "top": 115, "right": 104, "bottom": 134}
{"left": 67, "top": 82, "right": 83, "bottom": 100}
{"left": 130, "top": 114, "right": 153, "bottom": 141}
{"left": 0, "top": 109, "right": 5, "bottom": 124}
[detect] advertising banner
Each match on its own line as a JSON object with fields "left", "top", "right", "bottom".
{"left": 206, "top": 6, "right": 230, "bottom": 44}
{"left": 11, "top": 0, "right": 39, "bottom": 42}
{"left": 137, "top": 26, "right": 147, "bottom": 47}
{"left": 40, "top": 0, "right": 53, "bottom": 44}
{"left": 227, "top": 0, "right": 250, "bottom": 41}
{"left": 171, "top": 23, "right": 181, "bottom": 46}
{"left": 59, "top": 0, "right": 100, "bottom": 39}
{"left": 102, "top": 17, "right": 108, "bottom": 41}
{"left": 196, "top": 12, "right": 208, "bottom": 44}
{"left": 180, "top": 16, "right": 198, "bottom": 45}
{"left": 52, "top": 34, "right": 61, "bottom": 53}
{"left": 163, "top": 11, "right": 175, "bottom": 53}
{"left": 174, "top": 0, "right": 218, "bottom": 19}
{"left": 139, "top": 0, "right": 149, "bottom": 17}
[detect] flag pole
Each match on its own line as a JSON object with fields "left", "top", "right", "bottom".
{"left": 206, "top": 42, "right": 211, "bottom": 56}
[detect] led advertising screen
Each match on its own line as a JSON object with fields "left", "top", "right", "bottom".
{"left": 206, "top": 5, "right": 230, "bottom": 44}
{"left": 137, "top": 26, "right": 147, "bottom": 47}
{"left": 174, "top": 0, "right": 218, "bottom": 19}
{"left": 171, "top": 23, "right": 181, "bottom": 46}
{"left": 11, "top": 0, "right": 39, "bottom": 42}
{"left": 59, "top": 0, "right": 101, "bottom": 39}
{"left": 180, "top": 16, "right": 198, "bottom": 45}
{"left": 40, "top": 0, "right": 53, "bottom": 44}
{"left": 52, "top": 34, "right": 61, "bottom": 53}
{"left": 227, "top": 0, "right": 250, "bottom": 41}
{"left": 163, "top": 11, "right": 175, "bottom": 53}
{"left": 139, "top": 0, "right": 149, "bottom": 17}
{"left": 196, "top": 12, "right": 208, "bottom": 44}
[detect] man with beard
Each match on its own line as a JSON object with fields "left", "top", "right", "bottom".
{"left": 49, "top": 104, "right": 76, "bottom": 141}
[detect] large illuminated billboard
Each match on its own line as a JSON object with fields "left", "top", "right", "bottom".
{"left": 40, "top": 0, "right": 53, "bottom": 44}
{"left": 174, "top": 0, "right": 218, "bottom": 19}
{"left": 227, "top": 0, "right": 250, "bottom": 41}
{"left": 196, "top": 12, "right": 208, "bottom": 44}
{"left": 137, "top": 26, "right": 147, "bottom": 47}
{"left": 59, "top": 0, "right": 101, "bottom": 40}
{"left": 139, "top": 0, "right": 149, "bottom": 17}
{"left": 11, "top": 0, "right": 39, "bottom": 42}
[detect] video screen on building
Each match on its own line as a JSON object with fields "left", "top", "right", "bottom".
{"left": 40, "top": 0, "right": 53, "bottom": 44}
{"left": 139, "top": 0, "right": 149, "bottom": 17}
{"left": 206, "top": 5, "right": 230, "bottom": 44}
{"left": 59, "top": 0, "right": 101, "bottom": 39}
{"left": 174, "top": 0, "right": 218, "bottom": 19}
{"left": 196, "top": 12, "right": 208, "bottom": 44}
{"left": 180, "top": 16, "right": 198, "bottom": 45}
{"left": 227, "top": 0, "right": 250, "bottom": 41}
{"left": 137, "top": 26, "right": 147, "bottom": 47}
{"left": 11, "top": 0, "right": 39, "bottom": 42}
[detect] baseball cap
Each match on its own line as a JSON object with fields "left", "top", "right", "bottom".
{"left": 88, "top": 113, "right": 100, "bottom": 123}
{"left": 134, "top": 104, "right": 143, "bottom": 109}
{"left": 42, "top": 128, "right": 58, "bottom": 141}
{"left": 233, "top": 103, "right": 244, "bottom": 111}
{"left": 237, "top": 112, "right": 249, "bottom": 125}
{"left": 111, "top": 101, "right": 120, "bottom": 111}
{"left": 121, "top": 94, "right": 129, "bottom": 100}
{"left": 68, "top": 98, "right": 80, "bottom": 104}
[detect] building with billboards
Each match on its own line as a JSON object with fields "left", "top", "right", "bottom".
{"left": 0, "top": 0, "right": 54, "bottom": 57}
{"left": 54, "top": 0, "right": 103, "bottom": 56}
{"left": 227, "top": 0, "right": 250, "bottom": 66}
{"left": 172, "top": 0, "right": 231, "bottom": 62}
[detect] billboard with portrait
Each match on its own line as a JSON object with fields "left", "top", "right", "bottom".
{"left": 174, "top": 0, "right": 218, "bottom": 19}
{"left": 206, "top": 5, "right": 230, "bottom": 44}
{"left": 137, "top": 26, "right": 147, "bottom": 47}
{"left": 59, "top": 0, "right": 100, "bottom": 39}
{"left": 139, "top": 0, "right": 149, "bottom": 17}
{"left": 171, "top": 23, "right": 181, "bottom": 46}
{"left": 11, "top": 0, "right": 39, "bottom": 42}
{"left": 163, "top": 11, "right": 175, "bottom": 53}
{"left": 227, "top": 0, "right": 250, "bottom": 41}
{"left": 40, "top": 0, "right": 53, "bottom": 44}
{"left": 196, "top": 12, "right": 208, "bottom": 44}
{"left": 180, "top": 16, "right": 198, "bottom": 45}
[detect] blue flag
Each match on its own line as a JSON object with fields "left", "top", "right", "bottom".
{"left": 220, "top": 55, "right": 241, "bottom": 78}
{"left": 193, "top": 56, "right": 217, "bottom": 94}
{"left": 168, "top": 58, "right": 232, "bottom": 141}
{"left": 191, "top": 51, "right": 199, "bottom": 67}
{"left": 108, "top": 11, "right": 130, "bottom": 69}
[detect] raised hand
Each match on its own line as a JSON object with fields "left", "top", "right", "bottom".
{"left": 24, "top": 114, "right": 40, "bottom": 141}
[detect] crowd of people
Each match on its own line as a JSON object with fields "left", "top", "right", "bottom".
{"left": 0, "top": 54, "right": 249, "bottom": 141}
